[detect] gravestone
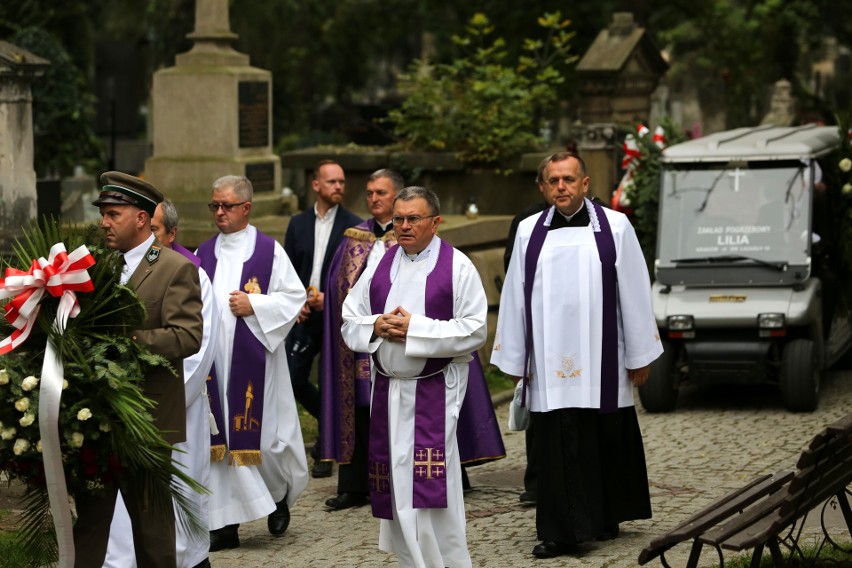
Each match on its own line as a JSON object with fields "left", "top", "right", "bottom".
{"left": 144, "top": 0, "right": 281, "bottom": 224}
{"left": 574, "top": 12, "right": 668, "bottom": 200}
{"left": 0, "top": 41, "right": 49, "bottom": 252}
{"left": 760, "top": 79, "right": 797, "bottom": 127}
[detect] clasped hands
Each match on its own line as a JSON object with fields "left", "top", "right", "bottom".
{"left": 373, "top": 306, "right": 411, "bottom": 343}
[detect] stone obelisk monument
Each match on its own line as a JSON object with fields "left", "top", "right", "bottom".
{"left": 144, "top": 0, "right": 280, "bottom": 229}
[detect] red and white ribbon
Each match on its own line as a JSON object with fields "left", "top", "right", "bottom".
{"left": 0, "top": 244, "right": 95, "bottom": 354}
{"left": 621, "top": 134, "right": 640, "bottom": 171}
{"left": 653, "top": 125, "right": 667, "bottom": 149}
{"left": 0, "top": 242, "right": 95, "bottom": 567}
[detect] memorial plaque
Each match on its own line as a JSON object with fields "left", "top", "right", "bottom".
{"left": 238, "top": 81, "right": 269, "bottom": 148}
{"left": 246, "top": 162, "right": 275, "bottom": 193}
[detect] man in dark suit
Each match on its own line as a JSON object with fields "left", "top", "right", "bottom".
{"left": 75, "top": 172, "right": 203, "bottom": 568}
{"left": 284, "top": 160, "right": 361, "bottom": 477}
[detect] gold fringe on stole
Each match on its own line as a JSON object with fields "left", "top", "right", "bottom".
{"left": 210, "top": 444, "right": 226, "bottom": 463}
{"left": 343, "top": 227, "right": 377, "bottom": 242}
{"left": 229, "top": 449, "right": 263, "bottom": 466}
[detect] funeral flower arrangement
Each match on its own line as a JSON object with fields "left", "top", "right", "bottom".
{"left": 612, "top": 119, "right": 687, "bottom": 269}
{"left": 0, "top": 222, "right": 203, "bottom": 566}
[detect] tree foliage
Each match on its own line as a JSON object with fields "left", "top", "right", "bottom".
{"left": 387, "top": 12, "right": 577, "bottom": 166}
{"left": 3, "top": 0, "right": 852, "bottom": 172}
{"left": 645, "top": 0, "right": 852, "bottom": 127}
{"left": 10, "top": 28, "right": 106, "bottom": 177}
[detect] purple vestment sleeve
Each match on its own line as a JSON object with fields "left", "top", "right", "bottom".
{"left": 457, "top": 351, "right": 506, "bottom": 465}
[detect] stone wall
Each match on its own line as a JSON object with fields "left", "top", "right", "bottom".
{"left": 280, "top": 147, "right": 613, "bottom": 219}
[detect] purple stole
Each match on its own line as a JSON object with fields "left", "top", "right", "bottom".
{"left": 172, "top": 242, "right": 201, "bottom": 268}
{"left": 368, "top": 240, "right": 454, "bottom": 520}
{"left": 197, "top": 231, "right": 275, "bottom": 465}
{"left": 523, "top": 199, "right": 619, "bottom": 413}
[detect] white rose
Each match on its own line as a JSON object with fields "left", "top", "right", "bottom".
{"left": 843, "top": 183, "right": 852, "bottom": 195}
{"left": 36, "top": 440, "right": 42, "bottom": 453}
{"left": 19, "top": 413, "right": 35, "bottom": 427}
{"left": 13, "top": 438, "right": 30, "bottom": 455}
{"left": 70, "top": 432, "right": 84, "bottom": 448}
{"left": 62, "top": 380, "right": 69, "bottom": 390}
{"left": 99, "top": 422, "right": 111, "bottom": 433}
{"left": 14, "top": 398, "right": 29, "bottom": 412}
{"left": 0, "top": 369, "right": 8, "bottom": 385}
{"left": 840, "top": 158, "right": 852, "bottom": 172}
{"left": 1, "top": 427, "right": 16, "bottom": 440}
{"left": 77, "top": 408, "right": 93, "bottom": 421}
{"left": 21, "top": 375, "right": 39, "bottom": 391}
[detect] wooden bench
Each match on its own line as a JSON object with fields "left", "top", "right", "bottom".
{"left": 638, "top": 413, "right": 852, "bottom": 567}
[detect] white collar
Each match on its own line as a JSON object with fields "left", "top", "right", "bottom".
{"left": 123, "top": 233, "right": 156, "bottom": 268}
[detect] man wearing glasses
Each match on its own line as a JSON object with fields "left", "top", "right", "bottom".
{"left": 197, "top": 175, "right": 309, "bottom": 551}
{"left": 341, "top": 187, "right": 488, "bottom": 567}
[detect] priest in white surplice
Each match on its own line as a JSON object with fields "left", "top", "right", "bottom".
{"left": 197, "top": 175, "right": 309, "bottom": 552}
{"left": 105, "top": 199, "right": 221, "bottom": 568}
{"left": 492, "top": 152, "right": 663, "bottom": 559}
{"left": 342, "top": 186, "right": 487, "bottom": 568}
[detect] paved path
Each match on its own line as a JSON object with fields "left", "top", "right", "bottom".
{"left": 210, "top": 369, "right": 852, "bottom": 567}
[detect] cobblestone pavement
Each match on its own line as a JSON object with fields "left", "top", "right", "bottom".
{"left": 210, "top": 369, "right": 852, "bottom": 567}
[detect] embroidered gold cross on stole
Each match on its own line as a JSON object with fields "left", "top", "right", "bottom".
{"left": 369, "top": 462, "right": 390, "bottom": 492}
{"left": 414, "top": 448, "right": 445, "bottom": 479}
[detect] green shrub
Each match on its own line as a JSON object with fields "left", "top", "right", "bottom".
{"left": 388, "top": 12, "right": 576, "bottom": 167}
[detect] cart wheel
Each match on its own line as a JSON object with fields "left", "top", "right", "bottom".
{"left": 639, "top": 340, "right": 678, "bottom": 413}
{"left": 780, "top": 338, "right": 819, "bottom": 412}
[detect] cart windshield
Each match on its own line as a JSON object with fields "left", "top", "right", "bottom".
{"left": 656, "top": 161, "right": 814, "bottom": 285}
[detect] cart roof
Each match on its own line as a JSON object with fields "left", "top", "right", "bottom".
{"left": 662, "top": 124, "right": 840, "bottom": 163}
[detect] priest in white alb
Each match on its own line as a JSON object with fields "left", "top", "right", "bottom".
{"left": 197, "top": 175, "right": 309, "bottom": 551}
{"left": 341, "top": 186, "right": 487, "bottom": 568}
{"left": 104, "top": 199, "right": 221, "bottom": 568}
{"left": 492, "top": 152, "right": 663, "bottom": 559}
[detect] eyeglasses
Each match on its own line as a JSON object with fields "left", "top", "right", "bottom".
{"left": 391, "top": 215, "right": 436, "bottom": 227}
{"left": 208, "top": 201, "right": 247, "bottom": 212}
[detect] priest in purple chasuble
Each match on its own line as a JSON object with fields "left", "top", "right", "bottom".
{"left": 341, "top": 187, "right": 487, "bottom": 568}
{"left": 491, "top": 153, "right": 663, "bottom": 559}
{"left": 196, "top": 175, "right": 309, "bottom": 551}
